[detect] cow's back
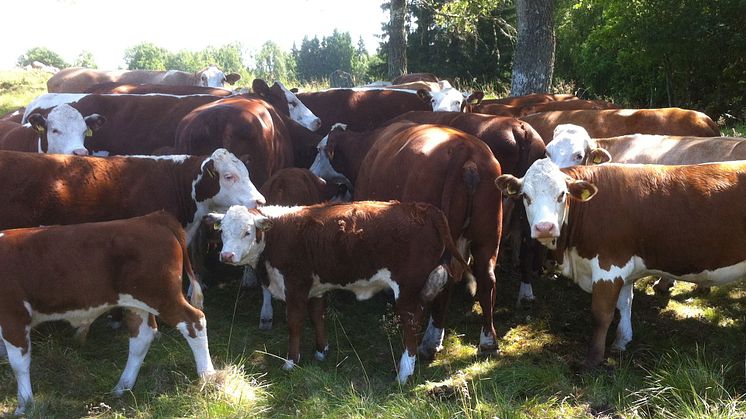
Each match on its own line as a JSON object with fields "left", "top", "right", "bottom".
{"left": 0, "top": 121, "right": 37, "bottom": 152}
{"left": 47, "top": 68, "right": 119, "bottom": 93}
{"left": 596, "top": 135, "right": 746, "bottom": 165}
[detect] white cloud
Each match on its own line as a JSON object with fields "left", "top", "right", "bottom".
{"left": 2, "top": 0, "right": 387, "bottom": 69}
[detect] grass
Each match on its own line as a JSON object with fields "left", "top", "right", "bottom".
{"left": 1, "top": 70, "right": 745, "bottom": 417}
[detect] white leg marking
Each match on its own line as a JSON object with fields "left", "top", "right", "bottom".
{"left": 259, "top": 286, "right": 273, "bottom": 330}
{"left": 397, "top": 350, "right": 416, "bottom": 384}
{"left": 314, "top": 345, "right": 330, "bottom": 362}
{"left": 241, "top": 266, "right": 258, "bottom": 288}
{"left": 517, "top": 282, "right": 536, "bottom": 305}
{"left": 4, "top": 336, "right": 32, "bottom": 416}
{"left": 417, "top": 317, "right": 444, "bottom": 357}
{"left": 177, "top": 317, "right": 215, "bottom": 377}
{"left": 612, "top": 282, "right": 634, "bottom": 351}
{"left": 114, "top": 310, "right": 155, "bottom": 396}
{"left": 480, "top": 327, "right": 496, "bottom": 348}
{"left": 283, "top": 358, "right": 296, "bottom": 371}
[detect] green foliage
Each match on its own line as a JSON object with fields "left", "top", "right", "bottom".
{"left": 555, "top": 0, "right": 746, "bottom": 121}
{"left": 254, "top": 41, "right": 293, "bottom": 84}
{"left": 124, "top": 42, "right": 246, "bottom": 74}
{"left": 17, "top": 47, "right": 69, "bottom": 69}
{"left": 124, "top": 42, "right": 169, "bottom": 70}
{"left": 73, "top": 50, "right": 97, "bottom": 68}
{"left": 292, "top": 30, "right": 376, "bottom": 84}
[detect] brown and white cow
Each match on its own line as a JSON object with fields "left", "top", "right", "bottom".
{"left": 465, "top": 97, "right": 613, "bottom": 117}
{"left": 6, "top": 104, "right": 106, "bottom": 155}
{"left": 0, "top": 149, "right": 264, "bottom": 242}
{"left": 391, "top": 72, "right": 439, "bottom": 84}
{"left": 521, "top": 108, "right": 721, "bottom": 144}
{"left": 482, "top": 93, "right": 580, "bottom": 108}
{"left": 47, "top": 65, "right": 241, "bottom": 93}
{"left": 85, "top": 82, "right": 237, "bottom": 96}
{"left": 311, "top": 122, "right": 504, "bottom": 357}
{"left": 0, "top": 211, "right": 214, "bottom": 415}
{"left": 384, "top": 111, "right": 547, "bottom": 305}
{"left": 496, "top": 158, "right": 746, "bottom": 369}
{"left": 0, "top": 107, "right": 24, "bottom": 123}
{"left": 208, "top": 201, "right": 467, "bottom": 383}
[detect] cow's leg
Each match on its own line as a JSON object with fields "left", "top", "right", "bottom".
{"left": 652, "top": 277, "right": 674, "bottom": 295}
{"left": 308, "top": 296, "right": 329, "bottom": 361}
{"left": 612, "top": 282, "right": 634, "bottom": 351}
{"left": 395, "top": 298, "right": 424, "bottom": 384}
{"left": 259, "top": 286, "right": 274, "bottom": 331}
{"left": 2, "top": 321, "right": 33, "bottom": 416}
{"left": 159, "top": 302, "right": 215, "bottom": 378}
{"left": 584, "top": 279, "right": 623, "bottom": 369}
{"left": 417, "top": 316, "right": 444, "bottom": 360}
{"left": 113, "top": 309, "right": 156, "bottom": 396}
{"left": 284, "top": 293, "right": 307, "bottom": 370}
{"left": 474, "top": 246, "right": 499, "bottom": 356}
{"left": 241, "top": 266, "right": 258, "bottom": 288}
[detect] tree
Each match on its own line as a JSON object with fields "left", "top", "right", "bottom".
{"left": 254, "top": 41, "right": 291, "bottom": 83}
{"left": 510, "top": 0, "right": 555, "bottom": 95}
{"left": 17, "top": 47, "right": 69, "bottom": 69}
{"left": 74, "top": 51, "right": 97, "bottom": 68}
{"left": 387, "top": 0, "right": 408, "bottom": 79}
{"left": 124, "top": 42, "right": 169, "bottom": 70}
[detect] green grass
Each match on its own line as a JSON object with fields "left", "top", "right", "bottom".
{"left": 0, "top": 69, "right": 50, "bottom": 116}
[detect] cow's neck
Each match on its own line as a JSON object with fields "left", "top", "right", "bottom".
{"left": 172, "top": 157, "right": 202, "bottom": 242}
{"left": 337, "top": 131, "right": 378, "bottom": 184}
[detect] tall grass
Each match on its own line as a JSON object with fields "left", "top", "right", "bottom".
{"left": 0, "top": 69, "right": 50, "bottom": 115}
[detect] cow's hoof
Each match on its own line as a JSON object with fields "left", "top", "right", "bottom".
{"left": 314, "top": 345, "right": 330, "bottom": 362}
{"left": 282, "top": 359, "right": 296, "bottom": 371}
{"left": 258, "top": 319, "right": 272, "bottom": 331}
{"left": 693, "top": 284, "right": 711, "bottom": 295}
{"left": 477, "top": 345, "right": 500, "bottom": 358}
{"left": 417, "top": 345, "right": 441, "bottom": 362}
{"left": 516, "top": 297, "right": 535, "bottom": 310}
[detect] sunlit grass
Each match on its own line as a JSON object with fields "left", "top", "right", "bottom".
{"left": 0, "top": 69, "right": 49, "bottom": 115}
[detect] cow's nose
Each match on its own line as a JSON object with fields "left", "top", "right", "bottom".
{"left": 220, "top": 251, "right": 236, "bottom": 263}
{"left": 311, "top": 118, "right": 322, "bottom": 131}
{"left": 256, "top": 196, "right": 266, "bottom": 206}
{"left": 73, "top": 148, "right": 89, "bottom": 156}
{"left": 534, "top": 221, "right": 556, "bottom": 238}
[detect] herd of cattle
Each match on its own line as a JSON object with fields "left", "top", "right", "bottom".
{"left": 0, "top": 65, "right": 740, "bottom": 414}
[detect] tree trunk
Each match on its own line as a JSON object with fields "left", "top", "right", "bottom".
{"left": 510, "top": 0, "right": 555, "bottom": 96}
{"left": 388, "top": 0, "right": 408, "bottom": 80}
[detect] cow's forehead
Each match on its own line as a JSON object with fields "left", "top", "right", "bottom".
{"left": 523, "top": 158, "right": 567, "bottom": 194}
{"left": 222, "top": 206, "right": 254, "bottom": 235}
{"left": 46, "top": 104, "right": 86, "bottom": 130}
{"left": 433, "top": 88, "right": 463, "bottom": 102}
{"left": 209, "top": 149, "right": 247, "bottom": 174}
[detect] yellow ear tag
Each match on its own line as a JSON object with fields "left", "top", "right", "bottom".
{"left": 593, "top": 155, "right": 602, "bottom": 164}
{"left": 35, "top": 126, "right": 45, "bottom": 133}
{"left": 206, "top": 168, "right": 215, "bottom": 178}
{"left": 212, "top": 222, "right": 221, "bottom": 231}
{"left": 581, "top": 189, "right": 591, "bottom": 200}
{"left": 85, "top": 128, "right": 93, "bottom": 137}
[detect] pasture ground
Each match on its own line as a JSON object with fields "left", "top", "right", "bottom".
{"left": 0, "top": 70, "right": 745, "bottom": 418}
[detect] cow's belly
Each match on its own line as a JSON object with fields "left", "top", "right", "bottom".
{"left": 28, "top": 302, "right": 113, "bottom": 328}
{"left": 308, "top": 268, "right": 399, "bottom": 301}
{"left": 562, "top": 248, "right": 746, "bottom": 291}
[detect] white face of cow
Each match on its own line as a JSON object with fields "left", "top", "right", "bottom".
{"left": 427, "top": 86, "right": 466, "bottom": 112}
{"left": 496, "top": 158, "right": 597, "bottom": 249}
{"left": 277, "top": 82, "right": 322, "bottom": 131}
{"left": 546, "top": 124, "right": 593, "bottom": 168}
{"left": 31, "top": 104, "right": 104, "bottom": 155}
{"left": 201, "top": 149, "right": 266, "bottom": 209}
{"left": 209, "top": 205, "right": 270, "bottom": 268}
{"left": 198, "top": 65, "right": 241, "bottom": 87}
{"left": 309, "top": 125, "right": 352, "bottom": 188}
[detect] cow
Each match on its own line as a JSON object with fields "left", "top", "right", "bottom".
{"left": 47, "top": 65, "right": 241, "bottom": 93}
{"left": 384, "top": 111, "right": 547, "bottom": 306}
{"left": 173, "top": 97, "right": 323, "bottom": 187}
{"left": 0, "top": 211, "right": 215, "bottom": 415}
{"left": 0, "top": 149, "right": 264, "bottom": 243}
{"left": 310, "top": 122, "right": 504, "bottom": 357}
{"left": 496, "top": 158, "right": 746, "bottom": 369}
{"left": 296, "top": 85, "right": 480, "bottom": 135}
{"left": 483, "top": 93, "right": 579, "bottom": 108}
{"left": 208, "top": 201, "right": 468, "bottom": 383}
{"left": 391, "top": 72, "right": 439, "bottom": 84}
{"left": 466, "top": 98, "right": 610, "bottom": 117}
{"left": 521, "top": 108, "right": 721, "bottom": 144}
{"left": 85, "top": 82, "right": 236, "bottom": 96}
{"left": 0, "top": 107, "right": 24, "bottom": 123}
{"left": 249, "top": 79, "right": 322, "bottom": 132}
{"left": 7, "top": 104, "right": 106, "bottom": 155}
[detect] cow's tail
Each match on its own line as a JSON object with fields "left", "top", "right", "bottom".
{"left": 421, "top": 207, "right": 472, "bottom": 302}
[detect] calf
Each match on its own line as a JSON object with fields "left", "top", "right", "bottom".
{"left": 496, "top": 158, "right": 746, "bottom": 369}
{"left": 0, "top": 211, "right": 215, "bottom": 415}
{"left": 209, "top": 201, "right": 467, "bottom": 383}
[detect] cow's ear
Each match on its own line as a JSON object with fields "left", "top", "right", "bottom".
{"left": 84, "top": 114, "right": 106, "bottom": 134}
{"left": 204, "top": 213, "right": 225, "bottom": 230}
{"left": 290, "top": 87, "right": 299, "bottom": 94}
{"left": 225, "top": 73, "right": 241, "bottom": 85}
{"left": 252, "top": 79, "right": 270, "bottom": 97}
{"left": 28, "top": 113, "right": 47, "bottom": 132}
{"left": 467, "top": 91, "right": 484, "bottom": 105}
{"left": 567, "top": 179, "right": 597, "bottom": 202}
{"left": 417, "top": 89, "right": 432, "bottom": 103}
{"left": 195, "top": 159, "right": 221, "bottom": 202}
{"left": 495, "top": 174, "right": 523, "bottom": 198}
{"left": 589, "top": 148, "right": 612, "bottom": 165}
{"left": 254, "top": 216, "right": 273, "bottom": 232}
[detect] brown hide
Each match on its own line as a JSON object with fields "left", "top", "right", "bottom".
{"left": 594, "top": 135, "right": 746, "bottom": 164}
{"left": 0, "top": 151, "right": 216, "bottom": 232}
{"left": 484, "top": 94, "right": 579, "bottom": 107}
{"left": 0, "top": 121, "right": 38, "bottom": 152}
{"left": 521, "top": 108, "right": 721, "bottom": 143}
{"left": 260, "top": 168, "right": 336, "bottom": 205}
{"left": 296, "top": 89, "right": 431, "bottom": 134}
{"left": 391, "top": 73, "right": 439, "bottom": 84}
{"left": 0, "top": 211, "right": 204, "bottom": 350}
{"left": 519, "top": 99, "right": 618, "bottom": 116}
{"left": 85, "top": 82, "right": 235, "bottom": 96}
{"left": 1, "top": 107, "right": 24, "bottom": 123}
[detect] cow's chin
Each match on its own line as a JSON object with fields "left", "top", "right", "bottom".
{"left": 537, "top": 237, "right": 558, "bottom": 249}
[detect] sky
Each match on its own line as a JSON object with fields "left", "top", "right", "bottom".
{"left": 1, "top": 0, "right": 388, "bottom": 70}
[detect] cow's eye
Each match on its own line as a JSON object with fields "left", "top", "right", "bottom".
{"left": 243, "top": 230, "right": 251, "bottom": 238}
{"left": 524, "top": 195, "right": 532, "bottom": 205}
{"left": 52, "top": 129, "right": 60, "bottom": 134}
{"left": 574, "top": 153, "right": 583, "bottom": 161}
{"left": 224, "top": 174, "right": 236, "bottom": 182}
{"left": 557, "top": 191, "right": 566, "bottom": 202}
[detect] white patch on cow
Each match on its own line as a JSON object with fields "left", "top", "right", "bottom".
{"left": 92, "top": 150, "right": 110, "bottom": 156}
{"left": 26, "top": 300, "right": 113, "bottom": 329}
{"left": 309, "top": 131, "right": 349, "bottom": 186}
{"left": 276, "top": 81, "right": 321, "bottom": 131}
{"left": 282, "top": 358, "right": 296, "bottom": 370}
{"left": 117, "top": 294, "right": 161, "bottom": 316}
{"left": 397, "top": 350, "right": 416, "bottom": 384}
{"left": 22, "top": 93, "right": 86, "bottom": 123}
{"left": 43, "top": 104, "right": 92, "bottom": 155}
{"left": 616, "top": 109, "right": 638, "bottom": 116}
{"left": 266, "top": 264, "right": 288, "bottom": 301}
{"left": 3, "top": 336, "right": 33, "bottom": 416}
{"left": 198, "top": 65, "right": 227, "bottom": 87}
{"left": 0, "top": 233, "right": 4, "bottom": 239}
{"left": 308, "top": 269, "right": 398, "bottom": 301}
{"left": 259, "top": 286, "right": 274, "bottom": 330}
{"left": 612, "top": 282, "right": 634, "bottom": 351}
{"left": 479, "top": 328, "right": 497, "bottom": 348}
{"left": 517, "top": 282, "right": 535, "bottom": 303}
{"left": 546, "top": 124, "right": 593, "bottom": 168}
{"left": 519, "top": 158, "right": 571, "bottom": 246}
{"left": 113, "top": 309, "right": 155, "bottom": 396}
{"left": 128, "top": 154, "right": 190, "bottom": 163}
{"left": 428, "top": 86, "right": 465, "bottom": 112}
{"left": 560, "top": 249, "right": 637, "bottom": 293}
{"left": 176, "top": 317, "right": 215, "bottom": 377}
{"left": 418, "top": 317, "right": 444, "bottom": 356}
{"left": 314, "top": 344, "right": 330, "bottom": 362}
